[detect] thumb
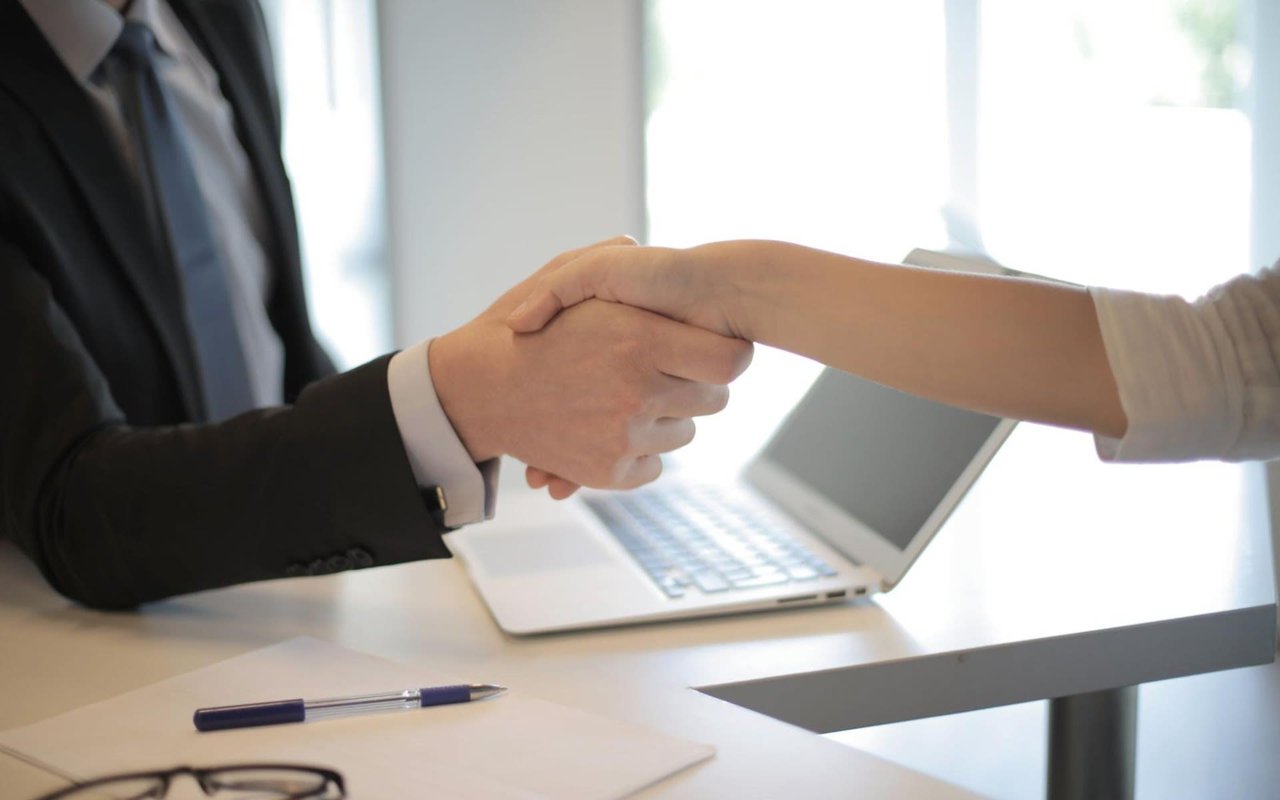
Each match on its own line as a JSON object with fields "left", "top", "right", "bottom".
{"left": 505, "top": 256, "right": 603, "bottom": 333}
{"left": 530, "top": 234, "right": 636, "bottom": 281}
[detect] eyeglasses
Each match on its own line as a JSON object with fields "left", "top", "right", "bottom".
{"left": 32, "top": 764, "right": 345, "bottom": 800}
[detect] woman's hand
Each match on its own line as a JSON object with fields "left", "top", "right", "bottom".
{"left": 505, "top": 244, "right": 744, "bottom": 338}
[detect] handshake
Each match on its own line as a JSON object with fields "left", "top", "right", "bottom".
{"left": 431, "top": 235, "right": 753, "bottom": 500}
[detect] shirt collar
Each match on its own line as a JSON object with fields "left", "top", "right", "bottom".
{"left": 17, "top": 0, "right": 185, "bottom": 85}
{"left": 18, "top": 0, "right": 121, "bottom": 84}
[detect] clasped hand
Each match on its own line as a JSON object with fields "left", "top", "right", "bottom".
{"left": 431, "top": 237, "right": 752, "bottom": 499}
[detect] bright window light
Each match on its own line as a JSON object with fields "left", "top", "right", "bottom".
{"left": 262, "top": 0, "right": 391, "bottom": 370}
{"left": 646, "top": 0, "right": 1251, "bottom": 476}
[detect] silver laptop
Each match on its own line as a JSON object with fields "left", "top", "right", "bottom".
{"left": 448, "top": 250, "right": 1020, "bottom": 634}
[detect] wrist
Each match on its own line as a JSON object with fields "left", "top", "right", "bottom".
{"left": 686, "top": 241, "right": 771, "bottom": 342}
{"left": 427, "top": 329, "right": 505, "bottom": 463}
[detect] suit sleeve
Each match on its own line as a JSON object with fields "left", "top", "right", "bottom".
{"left": 0, "top": 240, "right": 452, "bottom": 609}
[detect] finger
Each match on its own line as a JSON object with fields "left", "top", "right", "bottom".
{"left": 545, "top": 476, "right": 581, "bottom": 500}
{"left": 500, "top": 239, "right": 636, "bottom": 325}
{"left": 616, "top": 454, "right": 664, "bottom": 490}
{"left": 633, "top": 417, "right": 697, "bottom": 455}
{"left": 646, "top": 377, "right": 730, "bottom": 419}
{"left": 647, "top": 314, "right": 755, "bottom": 384}
{"left": 530, "top": 235, "right": 636, "bottom": 281}
{"left": 526, "top": 465, "right": 552, "bottom": 489}
{"left": 528, "top": 465, "right": 580, "bottom": 499}
{"left": 506, "top": 257, "right": 603, "bottom": 333}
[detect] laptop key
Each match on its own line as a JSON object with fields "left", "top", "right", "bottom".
{"left": 730, "top": 572, "right": 790, "bottom": 589}
{"left": 588, "top": 488, "right": 840, "bottom": 598}
{"left": 690, "top": 571, "right": 731, "bottom": 593}
{"left": 656, "top": 575, "right": 687, "bottom": 598}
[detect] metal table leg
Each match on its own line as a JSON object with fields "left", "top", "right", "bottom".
{"left": 1046, "top": 685, "right": 1137, "bottom": 800}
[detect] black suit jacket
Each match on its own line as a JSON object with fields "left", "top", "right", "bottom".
{"left": 0, "top": 0, "right": 450, "bottom": 608}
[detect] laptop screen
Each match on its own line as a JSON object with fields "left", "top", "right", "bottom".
{"left": 759, "top": 368, "right": 1003, "bottom": 552}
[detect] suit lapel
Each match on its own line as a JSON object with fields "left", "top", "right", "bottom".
{"left": 0, "top": 1, "right": 206, "bottom": 419}
{"left": 171, "top": 0, "right": 328, "bottom": 392}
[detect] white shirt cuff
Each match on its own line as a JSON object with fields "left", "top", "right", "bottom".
{"left": 387, "top": 340, "right": 499, "bottom": 527}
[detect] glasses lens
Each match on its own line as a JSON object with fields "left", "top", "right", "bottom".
{"left": 203, "top": 768, "right": 340, "bottom": 799}
{"left": 51, "top": 777, "right": 165, "bottom": 800}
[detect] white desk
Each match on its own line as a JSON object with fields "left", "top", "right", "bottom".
{"left": 0, "top": 550, "right": 978, "bottom": 799}
{"left": 0, "top": 424, "right": 1272, "bottom": 799}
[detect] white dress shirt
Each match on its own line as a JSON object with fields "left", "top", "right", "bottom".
{"left": 1091, "top": 262, "right": 1280, "bottom": 462}
{"left": 19, "top": 0, "right": 493, "bottom": 526}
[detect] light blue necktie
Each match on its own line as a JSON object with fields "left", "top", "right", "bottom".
{"left": 108, "top": 21, "right": 255, "bottom": 422}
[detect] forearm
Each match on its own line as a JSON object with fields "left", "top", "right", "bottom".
{"left": 688, "top": 240, "right": 1126, "bottom": 437}
{"left": 11, "top": 358, "right": 448, "bottom": 609}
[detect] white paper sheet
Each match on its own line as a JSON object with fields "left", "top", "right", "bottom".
{"left": 0, "top": 637, "right": 714, "bottom": 799}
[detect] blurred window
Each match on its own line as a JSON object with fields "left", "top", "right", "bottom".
{"left": 260, "top": 0, "right": 390, "bottom": 369}
{"left": 645, "top": 0, "right": 1252, "bottom": 471}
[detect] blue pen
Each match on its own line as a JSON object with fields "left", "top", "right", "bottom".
{"left": 193, "top": 684, "right": 507, "bottom": 732}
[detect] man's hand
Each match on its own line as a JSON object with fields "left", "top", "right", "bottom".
{"left": 429, "top": 240, "right": 753, "bottom": 498}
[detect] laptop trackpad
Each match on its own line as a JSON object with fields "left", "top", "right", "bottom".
{"left": 463, "top": 525, "right": 613, "bottom": 577}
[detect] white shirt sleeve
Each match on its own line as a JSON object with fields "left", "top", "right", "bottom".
{"left": 386, "top": 340, "right": 499, "bottom": 527}
{"left": 1089, "top": 262, "right": 1280, "bottom": 462}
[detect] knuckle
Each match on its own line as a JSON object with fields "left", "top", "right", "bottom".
{"left": 733, "top": 341, "right": 755, "bottom": 375}
{"left": 585, "top": 459, "right": 619, "bottom": 489}
{"left": 622, "top": 373, "right": 663, "bottom": 417}
{"left": 721, "top": 342, "right": 754, "bottom": 381}
{"left": 644, "top": 455, "right": 664, "bottom": 484}
{"left": 603, "top": 422, "right": 638, "bottom": 460}
{"left": 707, "top": 385, "right": 730, "bottom": 414}
{"left": 614, "top": 386, "right": 649, "bottom": 418}
{"left": 677, "top": 419, "right": 697, "bottom": 448}
{"left": 612, "top": 330, "right": 648, "bottom": 367}
{"left": 620, "top": 455, "right": 663, "bottom": 489}
{"left": 708, "top": 359, "right": 738, "bottom": 385}
{"left": 611, "top": 460, "right": 634, "bottom": 487}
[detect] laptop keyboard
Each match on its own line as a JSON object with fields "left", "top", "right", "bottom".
{"left": 582, "top": 485, "right": 838, "bottom": 598}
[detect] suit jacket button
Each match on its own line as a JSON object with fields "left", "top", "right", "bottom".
{"left": 347, "top": 548, "right": 374, "bottom": 568}
{"left": 285, "top": 563, "right": 307, "bottom": 578}
{"left": 307, "top": 558, "right": 329, "bottom": 576}
{"left": 326, "top": 554, "right": 353, "bottom": 572}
